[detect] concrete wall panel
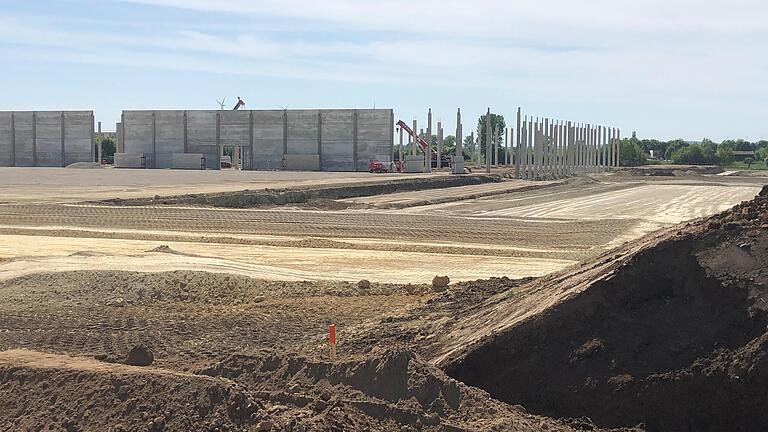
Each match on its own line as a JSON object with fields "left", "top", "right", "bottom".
{"left": 0, "top": 112, "right": 13, "bottom": 166}
{"left": 36, "top": 111, "right": 63, "bottom": 167}
{"left": 252, "top": 110, "right": 284, "bottom": 170}
{"left": 356, "top": 109, "right": 392, "bottom": 169}
{"left": 154, "top": 111, "right": 184, "bottom": 168}
{"left": 63, "top": 111, "right": 93, "bottom": 166}
{"left": 220, "top": 111, "right": 250, "bottom": 148}
{"left": 287, "top": 110, "right": 319, "bottom": 155}
{"left": 320, "top": 110, "right": 355, "bottom": 171}
{"left": 122, "top": 111, "right": 154, "bottom": 167}
{"left": 186, "top": 111, "right": 218, "bottom": 170}
{"left": 13, "top": 112, "right": 34, "bottom": 167}
{"left": 119, "top": 108, "right": 392, "bottom": 172}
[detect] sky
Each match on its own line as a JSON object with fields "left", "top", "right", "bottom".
{"left": 1, "top": 0, "right": 767, "bottom": 141}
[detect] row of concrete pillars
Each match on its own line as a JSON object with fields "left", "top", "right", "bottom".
{"left": 401, "top": 107, "right": 621, "bottom": 178}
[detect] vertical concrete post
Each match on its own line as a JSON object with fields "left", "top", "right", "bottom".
{"left": 515, "top": 108, "right": 521, "bottom": 178}
{"left": 528, "top": 117, "right": 534, "bottom": 179}
{"left": 426, "top": 108, "right": 432, "bottom": 173}
{"left": 398, "top": 124, "right": 404, "bottom": 164}
{"left": 521, "top": 116, "right": 528, "bottom": 179}
{"left": 119, "top": 112, "right": 125, "bottom": 153}
{"left": 412, "top": 118, "right": 418, "bottom": 171}
{"left": 504, "top": 127, "right": 509, "bottom": 167}
{"left": 437, "top": 121, "right": 443, "bottom": 169}
{"left": 455, "top": 108, "right": 463, "bottom": 169}
{"left": 470, "top": 131, "right": 474, "bottom": 164}
{"left": 553, "top": 120, "right": 559, "bottom": 177}
{"left": 537, "top": 119, "right": 543, "bottom": 177}
{"left": 541, "top": 118, "right": 548, "bottom": 177}
{"left": 533, "top": 117, "right": 539, "bottom": 179}
{"left": 616, "top": 129, "right": 621, "bottom": 167}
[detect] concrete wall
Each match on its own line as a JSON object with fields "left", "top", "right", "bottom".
{"left": 0, "top": 111, "right": 93, "bottom": 167}
{"left": 121, "top": 109, "right": 393, "bottom": 171}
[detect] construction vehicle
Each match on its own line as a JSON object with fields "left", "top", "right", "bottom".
{"left": 368, "top": 159, "right": 402, "bottom": 173}
{"left": 396, "top": 120, "right": 452, "bottom": 168}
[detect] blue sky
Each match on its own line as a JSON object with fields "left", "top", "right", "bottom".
{"left": 1, "top": 0, "right": 767, "bottom": 141}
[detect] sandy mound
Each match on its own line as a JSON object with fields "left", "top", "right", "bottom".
{"left": 441, "top": 185, "right": 768, "bottom": 430}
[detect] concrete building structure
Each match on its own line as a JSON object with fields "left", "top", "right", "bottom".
{"left": 118, "top": 109, "right": 393, "bottom": 171}
{"left": 0, "top": 111, "right": 94, "bottom": 167}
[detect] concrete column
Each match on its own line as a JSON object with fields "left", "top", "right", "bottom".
{"left": 515, "top": 108, "right": 521, "bottom": 178}
{"left": 437, "top": 121, "right": 443, "bottom": 169}
{"left": 519, "top": 116, "right": 526, "bottom": 179}
{"left": 485, "top": 108, "right": 491, "bottom": 175}
{"left": 470, "top": 131, "right": 474, "bottom": 163}
{"left": 616, "top": 129, "right": 621, "bottom": 167}
{"left": 504, "top": 127, "right": 509, "bottom": 167}
{"left": 412, "top": 119, "right": 418, "bottom": 171}
{"left": 534, "top": 118, "right": 541, "bottom": 179}
{"left": 426, "top": 108, "right": 433, "bottom": 173}
{"left": 553, "top": 120, "right": 559, "bottom": 177}
{"left": 542, "top": 118, "right": 548, "bottom": 177}
{"left": 528, "top": 117, "right": 534, "bottom": 179}
{"left": 398, "top": 125, "right": 404, "bottom": 163}
{"left": 456, "top": 108, "right": 463, "bottom": 169}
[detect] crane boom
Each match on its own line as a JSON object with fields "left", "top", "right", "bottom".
{"left": 396, "top": 120, "right": 433, "bottom": 154}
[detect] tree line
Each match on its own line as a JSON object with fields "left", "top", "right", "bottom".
{"left": 620, "top": 136, "right": 768, "bottom": 167}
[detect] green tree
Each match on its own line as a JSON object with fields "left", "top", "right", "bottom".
{"left": 664, "top": 139, "right": 688, "bottom": 160}
{"left": 744, "top": 157, "right": 755, "bottom": 169}
{"left": 620, "top": 139, "right": 647, "bottom": 166}
{"left": 95, "top": 135, "right": 116, "bottom": 160}
{"left": 716, "top": 146, "right": 734, "bottom": 165}
{"left": 476, "top": 113, "right": 506, "bottom": 159}
{"left": 755, "top": 147, "right": 768, "bottom": 164}
{"left": 442, "top": 135, "right": 457, "bottom": 155}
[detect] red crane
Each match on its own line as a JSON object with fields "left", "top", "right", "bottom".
{"left": 396, "top": 120, "right": 433, "bottom": 155}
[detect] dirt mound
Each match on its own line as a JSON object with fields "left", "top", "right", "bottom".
{"left": 442, "top": 185, "right": 768, "bottom": 430}
{"left": 198, "top": 348, "right": 636, "bottom": 432}
{"left": 92, "top": 175, "right": 501, "bottom": 208}
{"left": 0, "top": 349, "right": 637, "bottom": 432}
{"left": 66, "top": 162, "right": 103, "bottom": 169}
{"left": 0, "top": 349, "right": 262, "bottom": 432}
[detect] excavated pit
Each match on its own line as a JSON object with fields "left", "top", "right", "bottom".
{"left": 446, "top": 186, "right": 768, "bottom": 431}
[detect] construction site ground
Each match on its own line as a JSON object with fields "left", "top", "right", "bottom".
{"left": 1, "top": 166, "right": 766, "bottom": 431}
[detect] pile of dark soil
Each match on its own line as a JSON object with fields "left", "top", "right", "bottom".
{"left": 0, "top": 348, "right": 638, "bottom": 432}
{"left": 445, "top": 185, "right": 768, "bottom": 431}
{"left": 92, "top": 175, "right": 500, "bottom": 208}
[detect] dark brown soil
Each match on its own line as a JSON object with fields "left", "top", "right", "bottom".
{"left": 0, "top": 348, "right": 638, "bottom": 432}
{"left": 91, "top": 175, "right": 501, "bottom": 208}
{"left": 444, "top": 185, "right": 768, "bottom": 431}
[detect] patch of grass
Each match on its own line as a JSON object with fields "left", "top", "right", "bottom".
{"left": 724, "top": 160, "right": 768, "bottom": 171}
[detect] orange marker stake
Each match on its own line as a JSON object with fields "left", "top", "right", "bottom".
{"left": 329, "top": 323, "right": 337, "bottom": 360}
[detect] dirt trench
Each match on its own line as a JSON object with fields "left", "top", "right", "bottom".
{"left": 445, "top": 186, "right": 768, "bottom": 431}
